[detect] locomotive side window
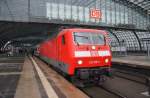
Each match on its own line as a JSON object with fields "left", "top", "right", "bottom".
{"left": 62, "top": 35, "right": 65, "bottom": 45}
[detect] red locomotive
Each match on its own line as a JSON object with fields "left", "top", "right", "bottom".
{"left": 39, "top": 28, "right": 112, "bottom": 85}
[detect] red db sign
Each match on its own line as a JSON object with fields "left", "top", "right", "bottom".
{"left": 90, "top": 9, "right": 101, "bottom": 19}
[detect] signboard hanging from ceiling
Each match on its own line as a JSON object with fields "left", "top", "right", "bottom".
{"left": 90, "top": 8, "right": 102, "bottom": 19}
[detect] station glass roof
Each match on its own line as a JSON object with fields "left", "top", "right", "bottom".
{"left": 128, "top": 0, "right": 150, "bottom": 14}
{"left": 53, "top": 0, "right": 150, "bottom": 14}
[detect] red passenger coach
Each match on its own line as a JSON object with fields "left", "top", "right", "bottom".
{"left": 39, "top": 28, "right": 112, "bottom": 85}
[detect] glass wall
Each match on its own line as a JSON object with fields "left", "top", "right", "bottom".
{"left": 136, "top": 31, "right": 150, "bottom": 51}
{"left": 107, "top": 32, "right": 119, "bottom": 46}
{"left": 108, "top": 30, "right": 150, "bottom": 52}
{"left": 112, "top": 30, "right": 140, "bottom": 51}
{"left": 0, "top": 0, "right": 149, "bottom": 29}
{"left": 43, "top": 0, "right": 150, "bottom": 29}
{"left": 46, "top": 2, "right": 95, "bottom": 23}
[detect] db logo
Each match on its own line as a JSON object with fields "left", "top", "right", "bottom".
{"left": 90, "top": 9, "right": 101, "bottom": 19}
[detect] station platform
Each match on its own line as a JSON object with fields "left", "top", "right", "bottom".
{"left": 14, "top": 56, "right": 89, "bottom": 98}
{"left": 0, "top": 56, "right": 24, "bottom": 98}
{"left": 112, "top": 56, "right": 150, "bottom": 69}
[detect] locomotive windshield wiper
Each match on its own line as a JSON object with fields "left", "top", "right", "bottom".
{"left": 74, "top": 35, "right": 89, "bottom": 39}
{"left": 76, "top": 42, "right": 80, "bottom": 46}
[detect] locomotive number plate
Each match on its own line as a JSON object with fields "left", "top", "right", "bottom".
{"left": 89, "top": 60, "right": 100, "bottom": 64}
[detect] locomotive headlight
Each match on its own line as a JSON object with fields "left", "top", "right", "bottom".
{"left": 92, "top": 46, "right": 96, "bottom": 50}
{"left": 105, "top": 58, "right": 109, "bottom": 63}
{"left": 78, "top": 60, "right": 83, "bottom": 65}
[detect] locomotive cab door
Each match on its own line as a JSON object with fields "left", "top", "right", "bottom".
{"left": 56, "top": 33, "right": 68, "bottom": 73}
{"left": 56, "top": 34, "right": 66, "bottom": 62}
{"left": 60, "top": 35, "right": 66, "bottom": 61}
{"left": 56, "top": 36, "right": 61, "bottom": 62}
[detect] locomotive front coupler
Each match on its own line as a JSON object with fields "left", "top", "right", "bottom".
{"left": 76, "top": 68, "right": 110, "bottom": 80}
{"left": 71, "top": 68, "right": 112, "bottom": 87}
{"left": 105, "top": 67, "right": 113, "bottom": 77}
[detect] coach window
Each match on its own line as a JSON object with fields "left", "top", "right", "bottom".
{"left": 62, "top": 35, "right": 65, "bottom": 45}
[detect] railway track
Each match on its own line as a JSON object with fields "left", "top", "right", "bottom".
{"left": 113, "top": 67, "right": 149, "bottom": 85}
{"left": 81, "top": 75, "right": 149, "bottom": 98}
{"left": 81, "top": 67, "right": 150, "bottom": 98}
{"left": 98, "top": 85, "right": 127, "bottom": 98}
{"left": 112, "top": 64, "right": 150, "bottom": 77}
{"left": 110, "top": 67, "right": 150, "bottom": 98}
{"left": 81, "top": 85, "right": 127, "bottom": 98}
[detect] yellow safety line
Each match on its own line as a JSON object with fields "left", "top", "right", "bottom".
{"left": 30, "top": 57, "right": 58, "bottom": 98}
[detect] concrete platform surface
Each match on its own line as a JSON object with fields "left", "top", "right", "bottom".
{"left": 112, "top": 56, "right": 150, "bottom": 69}
{"left": 14, "top": 57, "right": 42, "bottom": 98}
{"left": 14, "top": 56, "right": 89, "bottom": 98}
{"left": 34, "top": 57, "right": 89, "bottom": 98}
{"left": 0, "top": 57, "right": 24, "bottom": 98}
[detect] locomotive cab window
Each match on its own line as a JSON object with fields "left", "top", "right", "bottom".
{"left": 74, "top": 32, "right": 105, "bottom": 45}
{"left": 62, "top": 35, "right": 65, "bottom": 45}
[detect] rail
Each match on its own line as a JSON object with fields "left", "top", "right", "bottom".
{"left": 146, "top": 78, "right": 150, "bottom": 96}
{"left": 98, "top": 86, "right": 127, "bottom": 98}
{"left": 113, "top": 65, "right": 150, "bottom": 96}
